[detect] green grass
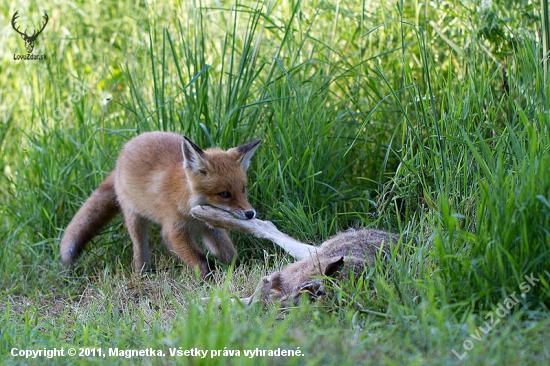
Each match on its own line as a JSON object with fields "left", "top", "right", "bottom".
{"left": 1, "top": 0, "right": 550, "bottom": 364}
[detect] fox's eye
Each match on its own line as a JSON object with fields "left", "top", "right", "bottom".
{"left": 218, "top": 191, "right": 231, "bottom": 199}
{"left": 242, "top": 186, "right": 247, "bottom": 194}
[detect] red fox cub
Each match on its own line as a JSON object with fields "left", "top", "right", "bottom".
{"left": 60, "top": 132, "right": 261, "bottom": 277}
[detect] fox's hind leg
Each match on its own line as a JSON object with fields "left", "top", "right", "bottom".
{"left": 122, "top": 208, "right": 151, "bottom": 274}
{"left": 201, "top": 227, "right": 239, "bottom": 266}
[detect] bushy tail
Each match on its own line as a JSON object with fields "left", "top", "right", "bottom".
{"left": 60, "top": 171, "right": 120, "bottom": 264}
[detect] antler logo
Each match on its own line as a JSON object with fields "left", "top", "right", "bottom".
{"left": 11, "top": 10, "right": 49, "bottom": 54}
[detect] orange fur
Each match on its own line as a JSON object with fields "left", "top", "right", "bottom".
{"left": 60, "top": 132, "right": 261, "bottom": 277}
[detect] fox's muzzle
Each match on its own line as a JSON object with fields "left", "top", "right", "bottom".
{"left": 244, "top": 209, "right": 256, "bottom": 220}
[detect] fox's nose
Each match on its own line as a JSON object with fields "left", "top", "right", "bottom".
{"left": 244, "top": 210, "right": 256, "bottom": 219}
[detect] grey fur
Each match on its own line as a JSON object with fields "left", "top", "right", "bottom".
{"left": 191, "top": 205, "right": 400, "bottom": 306}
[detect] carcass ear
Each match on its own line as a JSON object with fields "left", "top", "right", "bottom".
{"left": 182, "top": 136, "right": 208, "bottom": 174}
{"left": 260, "top": 272, "right": 281, "bottom": 303}
{"left": 232, "top": 139, "right": 261, "bottom": 172}
{"left": 324, "top": 256, "right": 345, "bottom": 277}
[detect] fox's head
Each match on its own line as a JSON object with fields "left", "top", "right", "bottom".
{"left": 182, "top": 136, "right": 261, "bottom": 220}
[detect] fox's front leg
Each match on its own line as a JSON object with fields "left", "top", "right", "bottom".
{"left": 201, "top": 227, "right": 239, "bottom": 266}
{"left": 162, "top": 224, "right": 211, "bottom": 278}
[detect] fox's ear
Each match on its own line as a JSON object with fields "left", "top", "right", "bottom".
{"left": 182, "top": 136, "right": 208, "bottom": 174}
{"left": 324, "top": 256, "right": 345, "bottom": 277}
{"left": 232, "top": 139, "right": 261, "bottom": 172}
